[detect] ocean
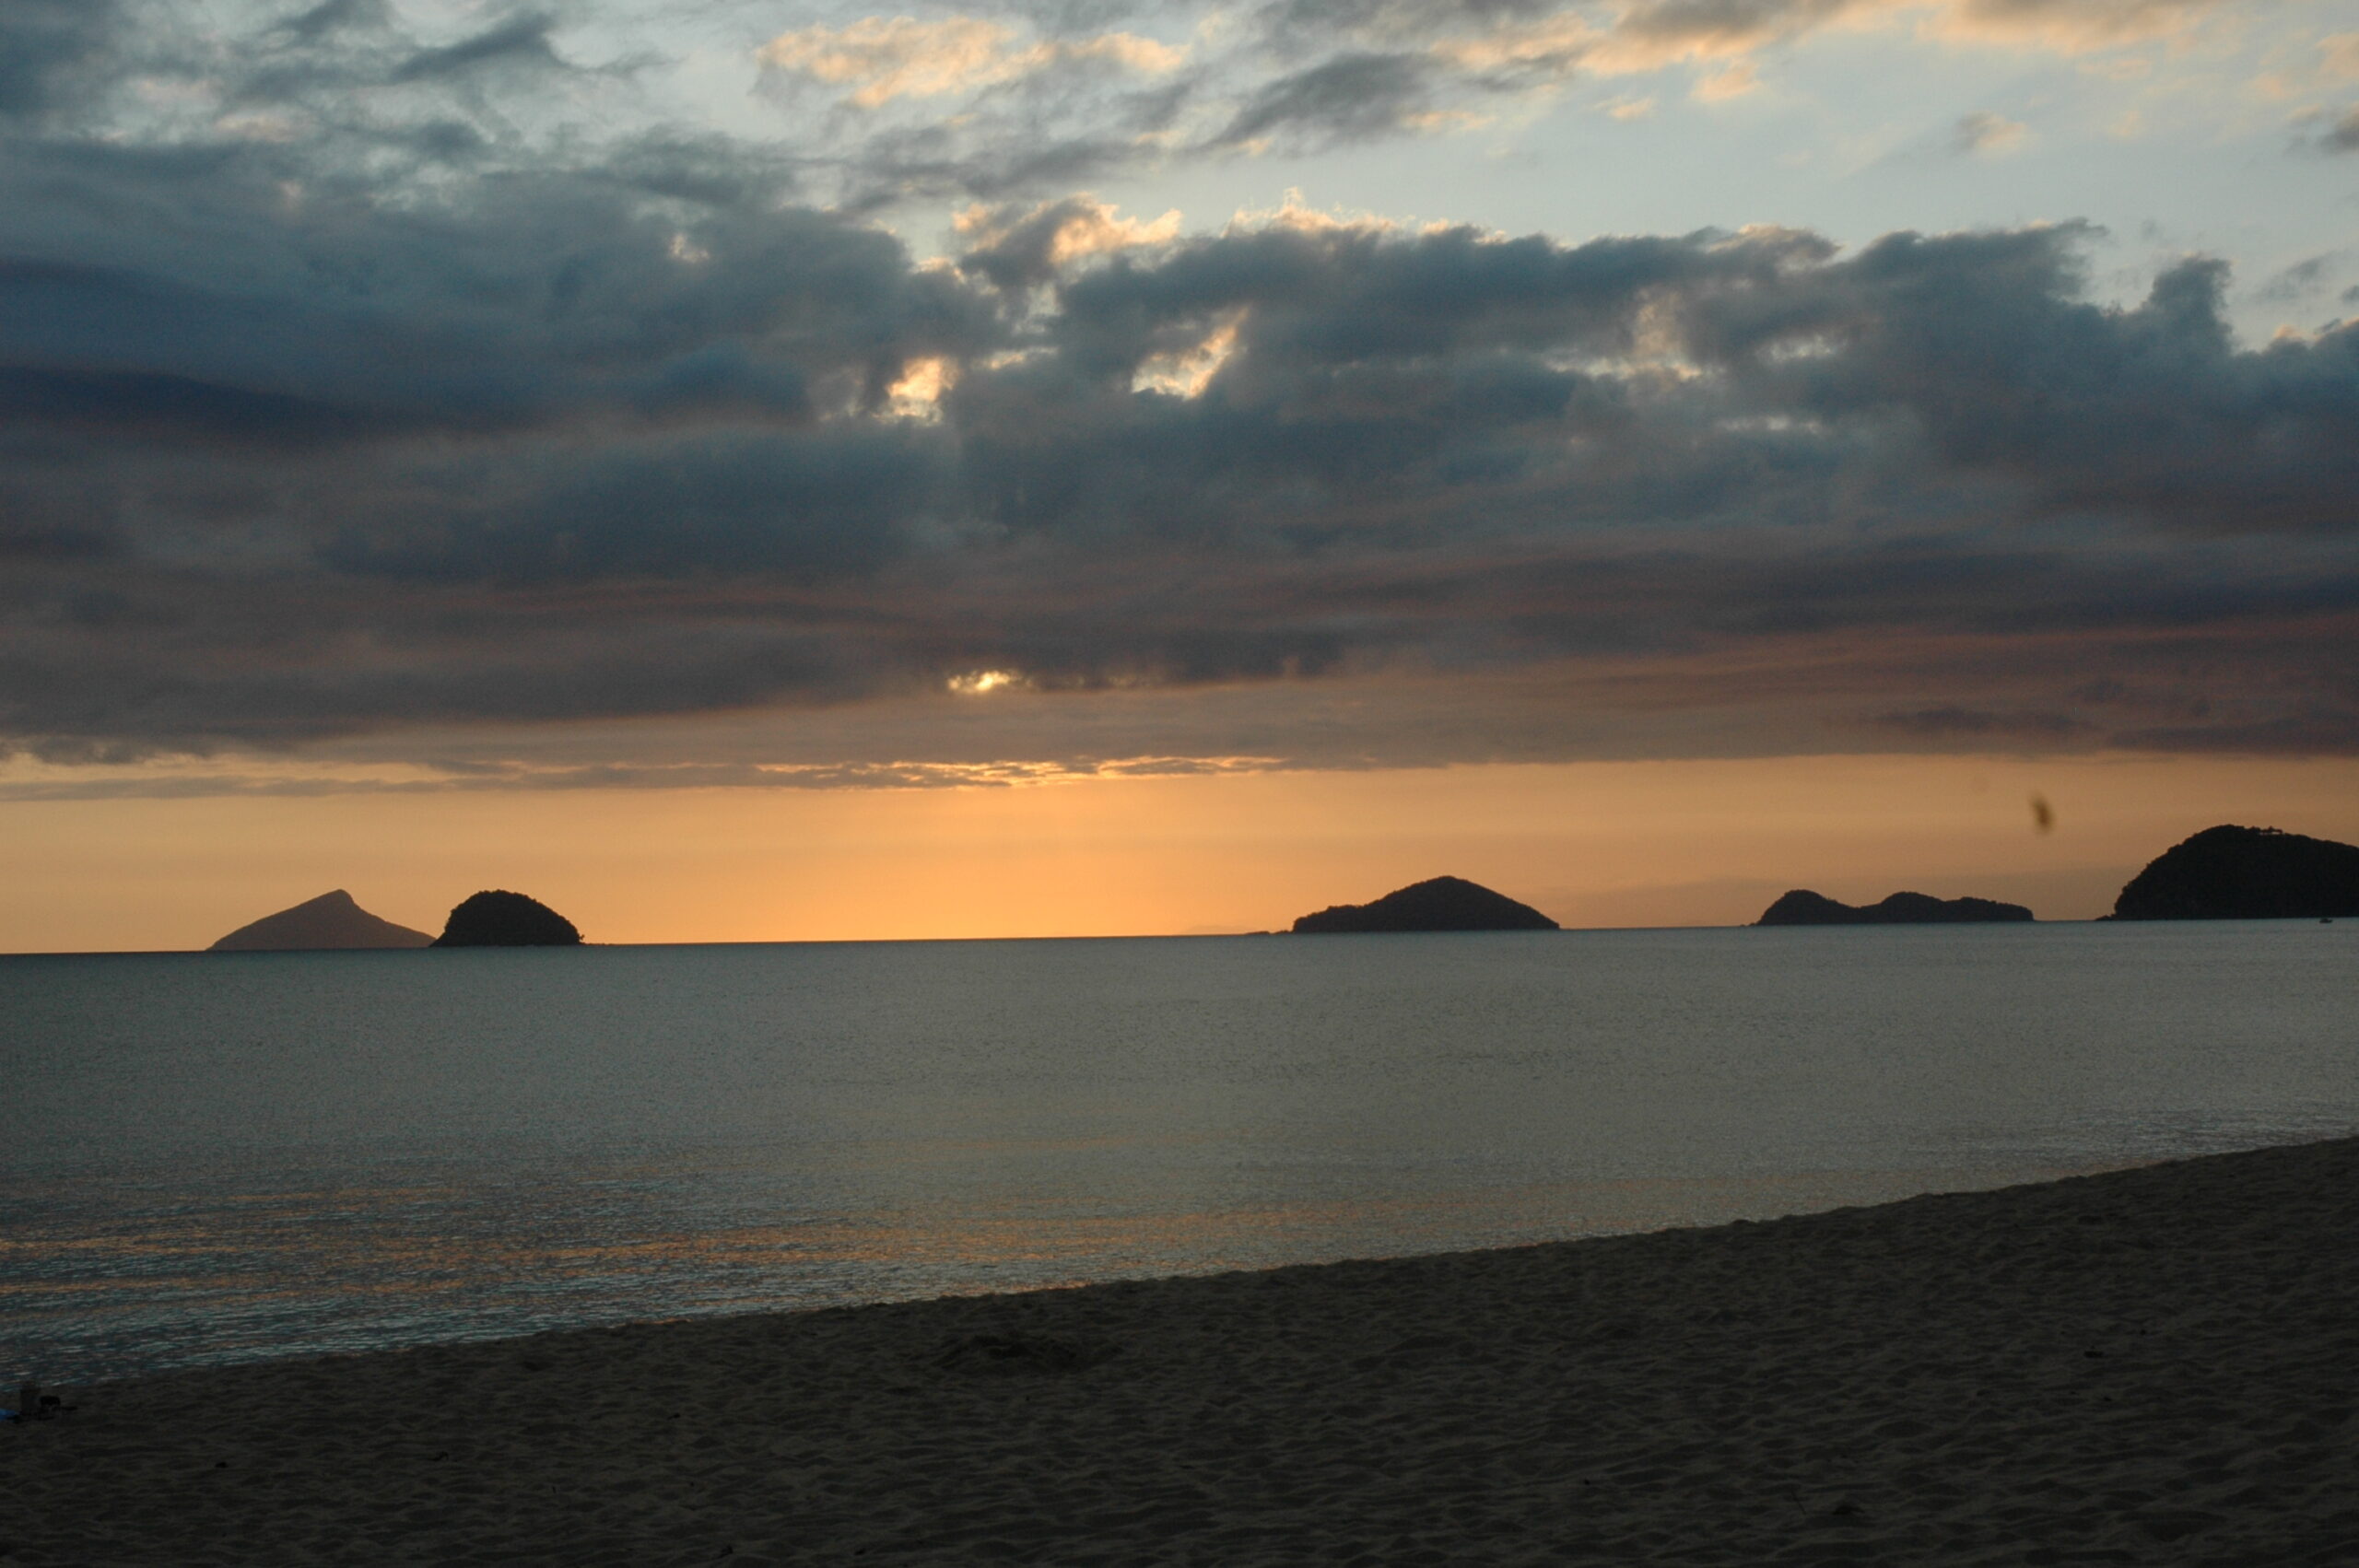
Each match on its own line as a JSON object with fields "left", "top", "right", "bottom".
{"left": 4, "top": 920, "right": 2353, "bottom": 1386}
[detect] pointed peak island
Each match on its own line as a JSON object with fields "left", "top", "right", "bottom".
{"left": 1292, "top": 876, "right": 1559, "bottom": 934}
{"left": 207, "top": 890, "right": 433, "bottom": 952}
{"left": 1756, "top": 890, "right": 2034, "bottom": 926}
{"left": 431, "top": 890, "right": 583, "bottom": 947}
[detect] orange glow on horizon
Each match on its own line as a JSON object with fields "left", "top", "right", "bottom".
{"left": 5, "top": 753, "right": 2359, "bottom": 953}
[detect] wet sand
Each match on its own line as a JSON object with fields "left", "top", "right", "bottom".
{"left": 8, "top": 1137, "right": 2358, "bottom": 1566}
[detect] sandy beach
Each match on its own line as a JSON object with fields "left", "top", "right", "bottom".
{"left": 8, "top": 1137, "right": 2357, "bottom": 1566}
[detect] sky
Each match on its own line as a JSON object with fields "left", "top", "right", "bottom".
{"left": 2, "top": 0, "right": 2356, "bottom": 948}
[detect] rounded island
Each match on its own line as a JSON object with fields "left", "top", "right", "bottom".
{"left": 431, "top": 890, "right": 583, "bottom": 947}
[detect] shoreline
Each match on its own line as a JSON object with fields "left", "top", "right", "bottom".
{"left": 9, "top": 1136, "right": 2359, "bottom": 1565}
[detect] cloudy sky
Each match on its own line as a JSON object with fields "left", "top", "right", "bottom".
{"left": 4, "top": 0, "right": 2357, "bottom": 946}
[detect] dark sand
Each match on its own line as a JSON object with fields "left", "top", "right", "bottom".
{"left": 8, "top": 1138, "right": 2359, "bottom": 1566}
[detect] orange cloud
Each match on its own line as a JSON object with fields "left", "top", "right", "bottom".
{"left": 955, "top": 197, "right": 1183, "bottom": 268}
{"left": 1432, "top": 0, "right": 2232, "bottom": 91}
{"left": 757, "top": 16, "right": 1185, "bottom": 109}
{"left": 1925, "top": 0, "right": 2220, "bottom": 52}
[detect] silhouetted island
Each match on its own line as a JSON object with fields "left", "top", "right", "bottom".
{"left": 431, "top": 890, "right": 583, "bottom": 947}
{"left": 2109, "top": 825, "right": 2359, "bottom": 920}
{"left": 1292, "top": 876, "right": 1558, "bottom": 933}
{"left": 1756, "top": 890, "right": 2035, "bottom": 926}
{"left": 207, "top": 890, "right": 434, "bottom": 952}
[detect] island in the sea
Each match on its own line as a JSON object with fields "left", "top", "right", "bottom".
{"left": 1292, "top": 876, "right": 1559, "bottom": 933}
{"left": 207, "top": 890, "right": 434, "bottom": 952}
{"left": 1756, "top": 889, "right": 2035, "bottom": 926}
{"left": 2110, "top": 824, "right": 2359, "bottom": 920}
{"left": 432, "top": 890, "right": 583, "bottom": 947}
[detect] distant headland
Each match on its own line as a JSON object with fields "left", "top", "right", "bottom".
{"left": 432, "top": 891, "right": 583, "bottom": 947}
{"left": 2108, "top": 825, "right": 2359, "bottom": 921}
{"left": 1292, "top": 876, "right": 1558, "bottom": 934}
{"left": 207, "top": 890, "right": 433, "bottom": 952}
{"left": 1755, "top": 890, "right": 2035, "bottom": 926}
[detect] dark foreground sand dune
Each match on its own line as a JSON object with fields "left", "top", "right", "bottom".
{"left": 9, "top": 1139, "right": 2359, "bottom": 1566}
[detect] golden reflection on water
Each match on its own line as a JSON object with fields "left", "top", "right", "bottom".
{"left": 9, "top": 918, "right": 2353, "bottom": 1393}
{"left": 2, "top": 1154, "right": 2138, "bottom": 1386}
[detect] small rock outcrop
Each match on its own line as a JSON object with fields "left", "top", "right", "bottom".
{"left": 207, "top": 890, "right": 433, "bottom": 952}
{"left": 2110, "top": 825, "right": 2359, "bottom": 920}
{"left": 1756, "top": 889, "right": 2035, "bottom": 926}
{"left": 1292, "top": 876, "right": 1559, "bottom": 934}
{"left": 431, "top": 890, "right": 583, "bottom": 947}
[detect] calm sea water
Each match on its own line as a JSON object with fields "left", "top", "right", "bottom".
{"left": 4, "top": 921, "right": 2354, "bottom": 1385}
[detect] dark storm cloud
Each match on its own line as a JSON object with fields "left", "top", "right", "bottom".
{"left": 2256, "top": 253, "right": 2334, "bottom": 304}
{"left": 281, "top": 0, "right": 394, "bottom": 44}
{"left": 1611, "top": 0, "right": 1854, "bottom": 53}
{"left": 834, "top": 125, "right": 1155, "bottom": 213}
{"left": 0, "top": 0, "right": 124, "bottom": 120}
{"left": 1211, "top": 54, "right": 1438, "bottom": 149}
{"left": 0, "top": 139, "right": 994, "bottom": 447}
{"left": 322, "top": 424, "right": 960, "bottom": 583}
{"left": 1870, "top": 707, "right": 2099, "bottom": 741}
{"left": 599, "top": 131, "right": 805, "bottom": 208}
{"left": 389, "top": 13, "right": 569, "bottom": 83}
{"left": 2, "top": 21, "right": 2356, "bottom": 773}
{"left": 957, "top": 197, "right": 1120, "bottom": 291}
{"left": 1255, "top": 0, "right": 1558, "bottom": 34}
